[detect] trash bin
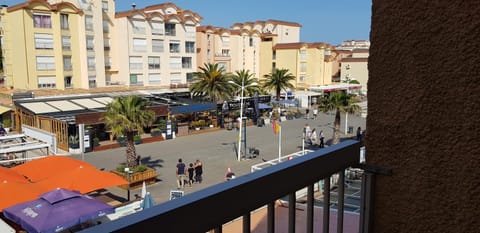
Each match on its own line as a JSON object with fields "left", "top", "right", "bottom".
{"left": 348, "top": 126, "right": 354, "bottom": 134}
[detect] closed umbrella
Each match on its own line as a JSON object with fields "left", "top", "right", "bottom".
{"left": 141, "top": 192, "right": 155, "bottom": 210}
{"left": 3, "top": 188, "right": 114, "bottom": 233}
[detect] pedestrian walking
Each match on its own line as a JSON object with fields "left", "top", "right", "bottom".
{"left": 305, "top": 108, "right": 310, "bottom": 119}
{"left": 303, "top": 123, "right": 311, "bottom": 144}
{"left": 310, "top": 128, "right": 318, "bottom": 146}
{"left": 313, "top": 109, "right": 318, "bottom": 120}
{"left": 319, "top": 130, "right": 325, "bottom": 148}
{"left": 225, "top": 167, "right": 235, "bottom": 181}
{"left": 176, "top": 158, "right": 187, "bottom": 189}
{"left": 356, "top": 127, "right": 362, "bottom": 141}
{"left": 187, "top": 163, "right": 195, "bottom": 186}
{"left": 194, "top": 159, "right": 203, "bottom": 183}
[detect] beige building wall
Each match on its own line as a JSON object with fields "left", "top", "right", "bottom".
{"left": 115, "top": 3, "right": 201, "bottom": 86}
{"left": 340, "top": 49, "right": 369, "bottom": 94}
{"left": 259, "top": 35, "right": 276, "bottom": 80}
{"left": 0, "top": 0, "right": 115, "bottom": 90}
{"left": 273, "top": 43, "right": 334, "bottom": 90}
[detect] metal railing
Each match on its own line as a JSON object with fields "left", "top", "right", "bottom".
{"left": 81, "top": 140, "right": 369, "bottom": 233}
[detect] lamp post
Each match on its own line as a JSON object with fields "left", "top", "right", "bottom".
{"left": 124, "top": 167, "right": 133, "bottom": 201}
{"left": 228, "top": 80, "right": 257, "bottom": 161}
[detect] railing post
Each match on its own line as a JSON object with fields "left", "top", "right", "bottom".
{"left": 267, "top": 202, "right": 275, "bottom": 233}
{"left": 323, "top": 177, "right": 331, "bottom": 233}
{"left": 337, "top": 171, "right": 345, "bottom": 233}
{"left": 243, "top": 213, "right": 251, "bottom": 233}
{"left": 288, "top": 193, "right": 296, "bottom": 233}
{"left": 307, "top": 184, "right": 314, "bottom": 233}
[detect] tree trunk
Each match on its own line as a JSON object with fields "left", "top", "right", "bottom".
{"left": 125, "top": 131, "right": 137, "bottom": 168}
{"left": 276, "top": 89, "right": 281, "bottom": 101}
{"left": 333, "top": 108, "right": 341, "bottom": 145}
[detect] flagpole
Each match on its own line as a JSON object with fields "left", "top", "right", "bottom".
{"left": 278, "top": 125, "right": 282, "bottom": 162}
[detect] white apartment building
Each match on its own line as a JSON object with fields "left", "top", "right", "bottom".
{"left": 113, "top": 3, "right": 201, "bottom": 87}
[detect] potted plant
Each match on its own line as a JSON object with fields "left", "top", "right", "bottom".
{"left": 198, "top": 119, "right": 206, "bottom": 129}
{"left": 69, "top": 135, "right": 79, "bottom": 149}
{"left": 150, "top": 128, "right": 161, "bottom": 137}
{"left": 93, "top": 137, "right": 100, "bottom": 147}
{"left": 134, "top": 135, "right": 142, "bottom": 144}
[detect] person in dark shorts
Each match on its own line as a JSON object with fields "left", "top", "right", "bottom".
{"left": 176, "top": 158, "right": 186, "bottom": 189}
{"left": 187, "top": 163, "right": 195, "bottom": 186}
{"left": 194, "top": 159, "right": 203, "bottom": 183}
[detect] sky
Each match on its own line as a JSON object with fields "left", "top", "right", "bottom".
{"left": 3, "top": 0, "right": 371, "bottom": 45}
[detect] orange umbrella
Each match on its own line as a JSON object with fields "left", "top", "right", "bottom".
{"left": 11, "top": 156, "right": 95, "bottom": 182}
{"left": 0, "top": 166, "right": 30, "bottom": 183}
{"left": 36, "top": 165, "right": 128, "bottom": 194}
{"left": 0, "top": 180, "right": 48, "bottom": 211}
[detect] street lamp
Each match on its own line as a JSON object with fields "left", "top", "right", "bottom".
{"left": 124, "top": 167, "right": 133, "bottom": 201}
{"left": 228, "top": 80, "right": 257, "bottom": 161}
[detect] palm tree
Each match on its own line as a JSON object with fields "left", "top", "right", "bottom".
{"left": 104, "top": 96, "right": 156, "bottom": 168}
{"left": 262, "top": 68, "right": 295, "bottom": 100}
{"left": 190, "top": 63, "right": 233, "bottom": 103}
{"left": 318, "top": 91, "right": 362, "bottom": 145}
{"left": 230, "top": 69, "right": 260, "bottom": 97}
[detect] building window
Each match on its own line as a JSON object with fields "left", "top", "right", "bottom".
{"left": 33, "top": 13, "right": 51, "bottom": 28}
{"left": 64, "top": 76, "right": 72, "bottom": 88}
{"left": 132, "top": 20, "right": 146, "bottom": 34}
{"left": 129, "top": 56, "right": 143, "bottom": 70}
{"left": 169, "top": 57, "right": 181, "bottom": 69}
{"left": 221, "top": 49, "right": 230, "bottom": 56}
{"left": 36, "top": 56, "right": 55, "bottom": 70}
{"left": 182, "top": 57, "right": 192, "bottom": 68}
{"left": 185, "top": 25, "right": 195, "bottom": 38}
{"left": 104, "top": 38, "right": 110, "bottom": 50}
{"left": 170, "top": 73, "right": 181, "bottom": 84}
{"left": 185, "top": 41, "right": 195, "bottom": 53}
{"left": 249, "top": 37, "right": 253, "bottom": 47}
{"left": 222, "top": 36, "right": 230, "bottom": 47}
{"left": 148, "top": 56, "right": 160, "bottom": 69}
{"left": 103, "top": 20, "right": 109, "bottom": 33}
{"left": 152, "top": 39, "right": 164, "bottom": 52}
{"left": 218, "top": 62, "right": 227, "bottom": 71}
{"left": 38, "top": 76, "right": 56, "bottom": 89}
{"left": 34, "top": 33, "right": 53, "bottom": 49}
{"left": 87, "top": 56, "right": 95, "bottom": 70}
{"left": 169, "top": 40, "right": 180, "bottom": 53}
{"left": 148, "top": 73, "right": 161, "bottom": 85}
{"left": 60, "top": 14, "right": 69, "bottom": 30}
{"left": 85, "top": 15, "right": 93, "bottom": 31}
{"left": 186, "top": 72, "right": 194, "bottom": 82}
{"left": 88, "top": 76, "right": 96, "bottom": 88}
{"left": 151, "top": 21, "right": 164, "bottom": 35}
{"left": 133, "top": 38, "right": 147, "bottom": 52}
{"left": 63, "top": 56, "right": 72, "bottom": 71}
{"left": 86, "top": 36, "right": 94, "bottom": 50}
{"left": 130, "top": 74, "right": 143, "bottom": 85}
{"left": 62, "top": 36, "right": 71, "bottom": 50}
{"left": 300, "top": 50, "right": 307, "bottom": 60}
{"left": 300, "top": 62, "right": 307, "bottom": 72}
{"left": 299, "top": 74, "right": 306, "bottom": 83}
{"left": 165, "top": 23, "right": 176, "bottom": 36}
{"left": 105, "top": 57, "right": 111, "bottom": 69}
{"left": 102, "top": 0, "right": 108, "bottom": 11}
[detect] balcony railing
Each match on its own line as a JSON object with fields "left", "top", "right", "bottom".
{"left": 80, "top": 140, "right": 382, "bottom": 233}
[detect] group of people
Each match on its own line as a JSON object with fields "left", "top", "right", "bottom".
{"left": 303, "top": 123, "right": 325, "bottom": 148}
{"left": 176, "top": 158, "right": 203, "bottom": 189}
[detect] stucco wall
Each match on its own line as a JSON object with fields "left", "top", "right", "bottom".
{"left": 368, "top": 1, "right": 480, "bottom": 232}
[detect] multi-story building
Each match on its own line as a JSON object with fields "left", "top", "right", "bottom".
{"left": 114, "top": 3, "right": 201, "bottom": 87}
{"left": 272, "top": 42, "right": 334, "bottom": 90}
{"left": 340, "top": 48, "right": 369, "bottom": 94}
{"left": 0, "top": 0, "right": 117, "bottom": 90}
{"left": 196, "top": 25, "right": 261, "bottom": 76}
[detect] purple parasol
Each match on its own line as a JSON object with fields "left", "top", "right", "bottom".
{"left": 3, "top": 188, "right": 114, "bottom": 233}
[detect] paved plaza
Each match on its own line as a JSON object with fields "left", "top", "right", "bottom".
{"left": 71, "top": 110, "right": 366, "bottom": 205}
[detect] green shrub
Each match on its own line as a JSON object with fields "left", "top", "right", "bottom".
{"left": 151, "top": 128, "right": 161, "bottom": 132}
{"left": 133, "top": 135, "right": 141, "bottom": 141}
{"left": 2, "top": 119, "right": 11, "bottom": 128}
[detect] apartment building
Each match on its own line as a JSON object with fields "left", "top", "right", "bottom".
{"left": 114, "top": 3, "right": 201, "bottom": 87}
{"left": 272, "top": 42, "right": 334, "bottom": 90}
{"left": 340, "top": 49, "right": 369, "bottom": 94}
{"left": 196, "top": 25, "right": 261, "bottom": 76}
{"left": 0, "top": 0, "right": 116, "bottom": 90}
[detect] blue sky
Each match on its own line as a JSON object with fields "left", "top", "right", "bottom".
{"left": 3, "top": 0, "right": 371, "bottom": 45}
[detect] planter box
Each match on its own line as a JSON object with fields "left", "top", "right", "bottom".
{"left": 111, "top": 167, "right": 158, "bottom": 190}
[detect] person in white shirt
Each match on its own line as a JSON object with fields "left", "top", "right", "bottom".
{"left": 310, "top": 128, "right": 318, "bottom": 146}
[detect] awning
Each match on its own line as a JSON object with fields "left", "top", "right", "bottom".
{"left": 170, "top": 103, "right": 217, "bottom": 114}
{"left": 0, "top": 105, "right": 11, "bottom": 115}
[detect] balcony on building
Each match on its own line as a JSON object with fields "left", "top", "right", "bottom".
{"left": 80, "top": 140, "right": 382, "bottom": 233}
